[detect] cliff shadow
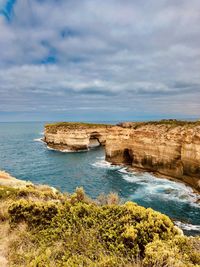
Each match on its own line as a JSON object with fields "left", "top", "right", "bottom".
{"left": 123, "top": 149, "right": 133, "bottom": 165}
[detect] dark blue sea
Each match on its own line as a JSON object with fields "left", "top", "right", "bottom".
{"left": 0, "top": 122, "right": 199, "bottom": 235}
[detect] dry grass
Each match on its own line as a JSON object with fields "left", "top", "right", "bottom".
{"left": 117, "top": 119, "right": 200, "bottom": 129}
{"left": 0, "top": 199, "right": 12, "bottom": 222}
{"left": 0, "top": 221, "right": 10, "bottom": 267}
{"left": 45, "top": 122, "right": 111, "bottom": 128}
{"left": 45, "top": 122, "right": 112, "bottom": 133}
{"left": 7, "top": 222, "right": 36, "bottom": 267}
{"left": 0, "top": 170, "right": 32, "bottom": 189}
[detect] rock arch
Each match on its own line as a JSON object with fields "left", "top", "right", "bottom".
{"left": 88, "top": 132, "right": 102, "bottom": 148}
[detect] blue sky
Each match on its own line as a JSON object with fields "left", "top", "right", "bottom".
{"left": 0, "top": 0, "right": 200, "bottom": 122}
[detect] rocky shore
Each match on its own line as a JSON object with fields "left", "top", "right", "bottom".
{"left": 0, "top": 171, "right": 32, "bottom": 188}
{"left": 44, "top": 120, "right": 200, "bottom": 193}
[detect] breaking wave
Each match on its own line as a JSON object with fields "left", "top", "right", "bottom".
{"left": 175, "top": 221, "right": 200, "bottom": 232}
{"left": 120, "top": 170, "right": 200, "bottom": 206}
{"left": 91, "top": 159, "right": 121, "bottom": 170}
{"left": 46, "top": 146, "right": 70, "bottom": 152}
{"left": 33, "top": 138, "right": 44, "bottom": 143}
{"left": 91, "top": 158, "right": 200, "bottom": 206}
{"left": 47, "top": 146, "right": 88, "bottom": 153}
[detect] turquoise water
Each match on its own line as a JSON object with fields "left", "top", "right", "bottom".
{"left": 0, "top": 122, "right": 199, "bottom": 235}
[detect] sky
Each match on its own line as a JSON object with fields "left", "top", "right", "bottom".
{"left": 0, "top": 0, "right": 200, "bottom": 122}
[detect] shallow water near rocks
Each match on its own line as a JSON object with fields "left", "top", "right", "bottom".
{"left": 0, "top": 122, "right": 199, "bottom": 236}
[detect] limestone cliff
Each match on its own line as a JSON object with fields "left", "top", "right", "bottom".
{"left": 44, "top": 120, "right": 200, "bottom": 192}
{"left": 44, "top": 122, "right": 112, "bottom": 151}
{"left": 105, "top": 121, "right": 200, "bottom": 192}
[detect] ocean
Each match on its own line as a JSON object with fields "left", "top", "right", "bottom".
{"left": 0, "top": 121, "right": 199, "bottom": 235}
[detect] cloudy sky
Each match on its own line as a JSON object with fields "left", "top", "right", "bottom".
{"left": 0, "top": 0, "right": 200, "bottom": 122}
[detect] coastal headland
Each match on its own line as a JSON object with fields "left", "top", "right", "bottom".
{"left": 1, "top": 170, "right": 200, "bottom": 266}
{"left": 44, "top": 120, "right": 200, "bottom": 193}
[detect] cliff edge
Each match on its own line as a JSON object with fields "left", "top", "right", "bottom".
{"left": 1, "top": 171, "right": 199, "bottom": 267}
{"left": 44, "top": 120, "right": 200, "bottom": 192}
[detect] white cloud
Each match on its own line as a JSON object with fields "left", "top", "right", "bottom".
{"left": 0, "top": 0, "right": 200, "bottom": 119}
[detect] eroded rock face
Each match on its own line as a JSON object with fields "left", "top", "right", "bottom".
{"left": 44, "top": 121, "right": 200, "bottom": 192}
{"left": 44, "top": 123, "right": 112, "bottom": 151}
{"left": 105, "top": 123, "right": 200, "bottom": 192}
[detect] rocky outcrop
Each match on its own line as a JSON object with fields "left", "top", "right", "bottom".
{"left": 44, "top": 120, "right": 200, "bottom": 192}
{"left": 0, "top": 170, "right": 32, "bottom": 188}
{"left": 44, "top": 122, "right": 113, "bottom": 151}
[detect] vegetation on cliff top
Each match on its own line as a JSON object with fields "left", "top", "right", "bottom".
{"left": 0, "top": 184, "right": 200, "bottom": 267}
{"left": 45, "top": 122, "right": 112, "bottom": 133}
{"left": 45, "top": 120, "right": 200, "bottom": 133}
{"left": 118, "top": 119, "right": 200, "bottom": 129}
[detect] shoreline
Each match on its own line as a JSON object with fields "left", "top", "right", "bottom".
{"left": 0, "top": 169, "right": 199, "bottom": 236}
{"left": 44, "top": 120, "right": 200, "bottom": 195}
{"left": 43, "top": 139, "right": 200, "bottom": 196}
{"left": 118, "top": 164, "right": 200, "bottom": 197}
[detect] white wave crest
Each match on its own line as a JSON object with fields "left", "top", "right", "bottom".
{"left": 175, "top": 221, "right": 200, "bottom": 232}
{"left": 96, "top": 156, "right": 105, "bottom": 160}
{"left": 47, "top": 146, "right": 88, "bottom": 153}
{"left": 91, "top": 159, "right": 121, "bottom": 170}
{"left": 34, "top": 138, "right": 44, "bottom": 143}
{"left": 118, "top": 167, "right": 130, "bottom": 174}
{"left": 47, "top": 146, "right": 57, "bottom": 151}
{"left": 120, "top": 170, "right": 200, "bottom": 205}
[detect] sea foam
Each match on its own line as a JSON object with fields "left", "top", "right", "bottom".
{"left": 33, "top": 138, "right": 44, "bottom": 143}
{"left": 47, "top": 146, "right": 88, "bottom": 153}
{"left": 120, "top": 170, "right": 200, "bottom": 206}
{"left": 91, "top": 159, "right": 121, "bottom": 170}
{"left": 175, "top": 221, "right": 200, "bottom": 232}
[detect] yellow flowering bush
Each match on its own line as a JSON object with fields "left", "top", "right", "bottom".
{"left": 2, "top": 186, "right": 199, "bottom": 267}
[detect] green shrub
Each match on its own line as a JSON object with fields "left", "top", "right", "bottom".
{"left": 143, "top": 236, "right": 200, "bottom": 267}
{"left": 8, "top": 200, "right": 59, "bottom": 228}
{"left": 45, "top": 122, "right": 111, "bottom": 133}
{"left": 0, "top": 186, "right": 18, "bottom": 199}
{"left": 4, "top": 186, "right": 199, "bottom": 267}
{"left": 9, "top": 199, "right": 179, "bottom": 260}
